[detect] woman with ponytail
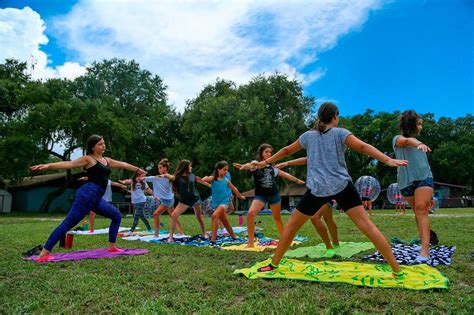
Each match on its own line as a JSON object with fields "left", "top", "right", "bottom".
{"left": 245, "top": 102, "right": 409, "bottom": 279}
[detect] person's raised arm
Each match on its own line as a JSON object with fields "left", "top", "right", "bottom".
{"left": 158, "top": 173, "right": 175, "bottom": 181}
{"left": 30, "top": 156, "right": 90, "bottom": 172}
{"left": 277, "top": 169, "right": 305, "bottom": 185}
{"left": 276, "top": 157, "right": 307, "bottom": 169}
{"left": 200, "top": 175, "right": 215, "bottom": 183}
{"left": 395, "top": 135, "right": 431, "bottom": 153}
{"left": 256, "top": 139, "right": 303, "bottom": 168}
{"left": 105, "top": 157, "right": 146, "bottom": 175}
{"left": 111, "top": 181, "right": 128, "bottom": 190}
{"left": 196, "top": 176, "right": 211, "bottom": 188}
{"left": 227, "top": 181, "right": 246, "bottom": 200}
{"left": 346, "top": 135, "right": 408, "bottom": 167}
{"left": 233, "top": 162, "right": 255, "bottom": 171}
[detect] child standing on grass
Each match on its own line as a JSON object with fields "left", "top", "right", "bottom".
{"left": 144, "top": 159, "right": 184, "bottom": 237}
{"left": 160, "top": 160, "right": 207, "bottom": 242}
{"left": 234, "top": 144, "right": 305, "bottom": 248}
{"left": 250, "top": 102, "right": 407, "bottom": 278}
{"left": 277, "top": 157, "right": 340, "bottom": 257}
{"left": 393, "top": 110, "right": 433, "bottom": 262}
{"left": 201, "top": 161, "right": 246, "bottom": 245}
{"left": 30, "top": 135, "right": 145, "bottom": 262}
{"left": 126, "top": 171, "right": 154, "bottom": 235}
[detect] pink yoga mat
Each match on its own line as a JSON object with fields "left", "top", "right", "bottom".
{"left": 26, "top": 248, "right": 149, "bottom": 263}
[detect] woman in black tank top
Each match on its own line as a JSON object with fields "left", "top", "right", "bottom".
{"left": 30, "top": 135, "right": 145, "bottom": 262}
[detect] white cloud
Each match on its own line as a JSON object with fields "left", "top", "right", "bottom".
{"left": 0, "top": 7, "right": 86, "bottom": 80}
{"left": 1, "top": 1, "right": 385, "bottom": 111}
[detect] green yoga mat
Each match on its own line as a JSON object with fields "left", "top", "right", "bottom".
{"left": 284, "top": 242, "right": 375, "bottom": 259}
{"left": 235, "top": 258, "right": 449, "bottom": 290}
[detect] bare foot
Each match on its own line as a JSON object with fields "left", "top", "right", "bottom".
{"left": 108, "top": 247, "right": 125, "bottom": 253}
{"left": 36, "top": 254, "right": 54, "bottom": 262}
{"left": 245, "top": 242, "right": 255, "bottom": 248}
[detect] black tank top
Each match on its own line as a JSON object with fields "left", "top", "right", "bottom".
{"left": 86, "top": 157, "right": 111, "bottom": 191}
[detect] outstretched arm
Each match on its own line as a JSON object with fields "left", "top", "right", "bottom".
{"left": 257, "top": 139, "right": 303, "bottom": 168}
{"left": 200, "top": 175, "right": 215, "bottom": 183}
{"left": 276, "top": 157, "right": 307, "bottom": 169}
{"left": 233, "top": 162, "right": 255, "bottom": 171}
{"left": 277, "top": 169, "right": 305, "bottom": 185}
{"left": 106, "top": 157, "right": 146, "bottom": 174}
{"left": 346, "top": 135, "right": 408, "bottom": 167}
{"left": 158, "top": 173, "right": 175, "bottom": 181}
{"left": 227, "top": 181, "right": 246, "bottom": 200}
{"left": 196, "top": 176, "right": 211, "bottom": 188}
{"left": 31, "top": 156, "right": 90, "bottom": 172}
{"left": 395, "top": 135, "right": 431, "bottom": 153}
{"left": 111, "top": 181, "right": 128, "bottom": 190}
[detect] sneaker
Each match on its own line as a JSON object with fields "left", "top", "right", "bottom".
{"left": 125, "top": 231, "right": 134, "bottom": 237}
{"left": 108, "top": 247, "right": 125, "bottom": 253}
{"left": 147, "top": 229, "right": 155, "bottom": 234}
{"left": 323, "top": 249, "right": 336, "bottom": 258}
{"left": 393, "top": 271, "right": 406, "bottom": 280}
{"left": 36, "top": 254, "right": 54, "bottom": 263}
{"left": 257, "top": 263, "right": 278, "bottom": 272}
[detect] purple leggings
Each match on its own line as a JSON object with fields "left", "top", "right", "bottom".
{"left": 44, "top": 182, "right": 122, "bottom": 251}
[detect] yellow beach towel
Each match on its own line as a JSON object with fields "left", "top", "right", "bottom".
{"left": 234, "top": 258, "right": 448, "bottom": 290}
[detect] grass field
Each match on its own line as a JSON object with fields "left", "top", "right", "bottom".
{"left": 1, "top": 209, "right": 473, "bottom": 313}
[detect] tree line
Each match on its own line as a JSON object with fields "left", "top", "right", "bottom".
{"left": 1, "top": 58, "right": 472, "bottom": 211}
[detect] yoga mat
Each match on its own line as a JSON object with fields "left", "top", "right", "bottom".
{"left": 149, "top": 235, "right": 247, "bottom": 247}
{"left": 122, "top": 234, "right": 190, "bottom": 242}
{"left": 364, "top": 244, "right": 456, "bottom": 266}
{"left": 26, "top": 248, "right": 149, "bottom": 263}
{"left": 285, "top": 242, "right": 375, "bottom": 259}
{"left": 70, "top": 227, "right": 131, "bottom": 235}
{"left": 118, "top": 229, "right": 169, "bottom": 237}
{"left": 222, "top": 240, "right": 300, "bottom": 252}
{"left": 234, "top": 258, "right": 449, "bottom": 290}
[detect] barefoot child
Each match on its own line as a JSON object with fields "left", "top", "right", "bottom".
{"left": 201, "top": 161, "right": 246, "bottom": 245}
{"left": 234, "top": 144, "right": 305, "bottom": 248}
{"left": 160, "top": 160, "right": 207, "bottom": 242}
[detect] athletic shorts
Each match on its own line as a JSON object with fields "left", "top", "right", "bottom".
{"left": 159, "top": 198, "right": 174, "bottom": 207}
{"left": 297, "top": 182, "right": 362, "bottom": 216}
{"left": 211, "top": 204, "right": 229, "bottom": 212}
{"left": 254, "top": 192, "right": 281, "bottom": 205}
{"left": 400, "top": 177, "right": 434, "bottom": 197}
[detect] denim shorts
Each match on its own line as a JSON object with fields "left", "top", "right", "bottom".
{"left": 254, "top": 192, "right": 281, "bottom": 205}
{"left": 401, "top": 177, "right": 434, "bottom": 197}
{"left": 159, "top": 198, "right": 174, "bottom": 207}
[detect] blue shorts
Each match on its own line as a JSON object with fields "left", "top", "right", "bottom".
{"left": 401, "top": 177, "right": 434, "bottom": 197}
{"left": 254, "top": 192, "right": 281, "bottom": 206}
{"left": 159, "top": 198, "right": 174, "bottom": 207}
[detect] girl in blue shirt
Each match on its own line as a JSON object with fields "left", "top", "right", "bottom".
{"left": 202, "top": 161, "right": 246, "bottom": 244}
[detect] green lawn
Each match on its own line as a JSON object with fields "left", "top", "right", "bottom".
{"left": 1, "top": 209, "right": 473, "bottom": 313}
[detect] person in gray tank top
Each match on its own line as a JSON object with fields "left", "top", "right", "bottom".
{"left": 393, "top": 110, "right": 434, "bottom": 262}
{"left": 247, "top": 102, "right": 408, "bottom": 279}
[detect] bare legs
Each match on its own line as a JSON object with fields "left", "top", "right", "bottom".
{"left": 211, "top": 206, "right": 236, "bottom": 242}
{"left": 270, "top": 206, "right": 401, "bottom": 273}
{"left": 404, "top": 187, "right": 433, "bottom": 257}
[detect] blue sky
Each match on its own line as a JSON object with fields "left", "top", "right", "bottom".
{"left": 0, "top": 0, "right": 472, "bottom": 119}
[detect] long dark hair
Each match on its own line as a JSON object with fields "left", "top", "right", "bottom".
{"left": 173, "top": 160, "right": 192, "bottom": 193}
{"left": 256, "top": 144, "right": 272, "bottom": 162}
{"left": 313, "top": 102, "right": 339, "bottom": 133}
{"left": 213, "top": 161, "right": 228, "bottom": 179}
{"left": 399, "top": 110, "right": 421, "bottom": 137}
{"left": 86, "top": 135, "right": 103, "bottom": 155}
{"left": 131, "top": 170, "right": 145, "bottom": 190}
